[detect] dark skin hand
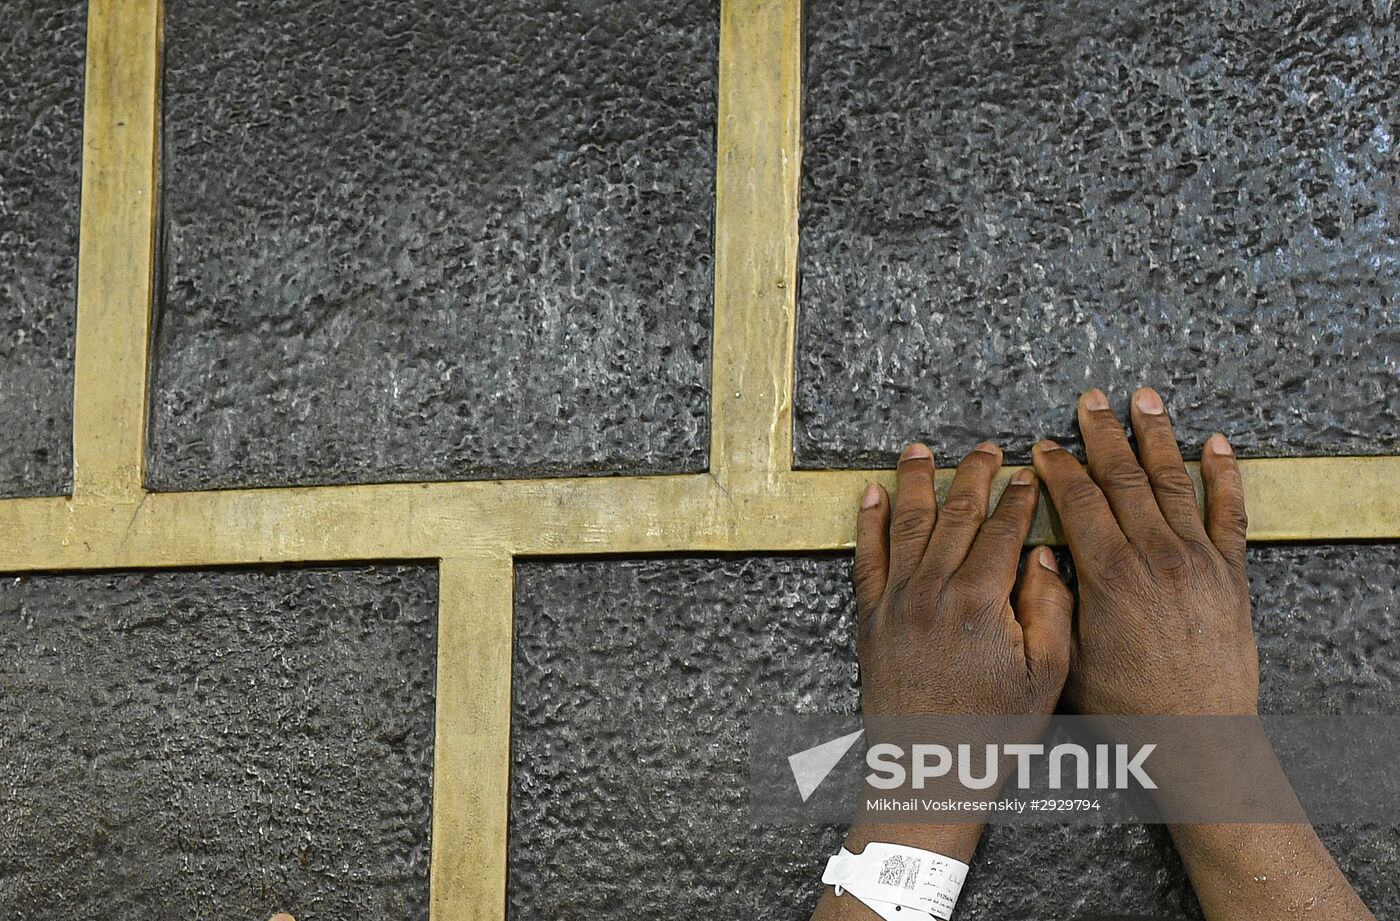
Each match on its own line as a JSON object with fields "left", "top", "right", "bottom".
{"left": 1035, "top": 388, "right": 1374, "bottom": 921}
{"left": 1035, "top": 387, "right": 1259, "bottom": 718}
{"left": 812, "top": 389, "right": 1375, "bottom": 921}
{"left": 854, "top": 441, "right": 1073, "bottom": 721}
{"left": 814, "top": 440, "right": 1075, "bottom": 918}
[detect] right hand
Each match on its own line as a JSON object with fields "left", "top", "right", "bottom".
{"left": 1032, "top": 387, "right": 1259, "bottom": 717}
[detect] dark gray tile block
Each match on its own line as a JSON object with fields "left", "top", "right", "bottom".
{"left": 0, "top": 565, "right": 437, "bottom": 919}
{"left": 797, "top": 0, "right": 1399, "bottom": 467}
{"left": 510, "top": 546, "right": 1399, "bottom": 919}
{"left": 151, "top": 0, "right": 717, "bottom": 490}
{"left": 0, "top": 0, "right": 84, "bottom": 497}
{"left": 511, "top": 556, "right": 856, "bottom": 919}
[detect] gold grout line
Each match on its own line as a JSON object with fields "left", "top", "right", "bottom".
{"left": 1, "top": 457, "right": 1397, "bottom": 572}
{"left": 71, "top": 0, "right": 162, "bottom": 502}
{"left": 429, "top": 555, "right": 515, "bottom": 921}
{"left": 708, "top": 0, "right": 803, "bottom": 485}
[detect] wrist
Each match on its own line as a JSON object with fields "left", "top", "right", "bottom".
{"left": 1122, "top": 716, "right": 1310, "bottom": 826}
{"left": 842, "top": 820, "right": 984, "bottom": 865}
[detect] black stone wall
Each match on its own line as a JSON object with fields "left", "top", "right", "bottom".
{"left": 0, "top": 565, "right": 438, "bottom": 920}
{"left": 0, "top": 0, "right": 85, "bottom": 497}
{"left": 149, "top": 0, "right": 718, "bottom": 490}
{"left": 509, "top": 548, "right": 1400, "bottom": 920}
{"left": 0, "top": 0, "right": 1395, "bottom": 918}
{"left": 797, "top": 0, "right": 1399, "bottom": 467}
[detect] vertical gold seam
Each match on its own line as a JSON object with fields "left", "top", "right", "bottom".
{"left": 71, "top": 0, "right": 162, "bottom": 500}
{"left": 708, "top": 0, "right": 803, "bottom": 485}
{"left": 429, "top": 554, "right": 515, "bottom": 921}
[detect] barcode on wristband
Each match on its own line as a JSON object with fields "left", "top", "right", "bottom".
{"left": 877, "top": 854, "right": 921, "bottom": 890}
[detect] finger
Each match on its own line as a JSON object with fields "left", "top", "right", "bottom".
{"left": 919, "top": 442, "right": 1000, "bottom": 582}
{"left": 853, "top": 483, "right": 890, "bottom": 617}
{"left": 1032, "top": 439, "right": 1131, "bottom": 567}
{"left": 1129, "top": 387, "right": 1207, "bottom": 541}
{"left": 887, "top": 443, "right": 936, "bottom": 591}
{"left": 1015, "top": 546, "right": 1074, "bottom": 684}
{"left": 1201, "top": 433, "right": 1249, "bottom": 573}
{"left": 1077, "top": 389, "right": 1177, "bottom": 547}
{"left": 950, "top": 467, "right": 1040, "bottom": 601}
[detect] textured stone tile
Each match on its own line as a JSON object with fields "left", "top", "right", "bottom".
{"left": 511, "top": 556, "right": 855, "bottom": 920}
{"left": 0, "top": 565, "right": 437, "bottom": 919}
{"left": 151, "top": 0, "right": 717, "bottom": 490}
{"left": 510, "top": 547, "right": 1399, "bottom": 919}
{"left": 0, "top": 0, "right": 84, "bottom": 497}
{"left": 797, "top": 0, "right": 1399, "bottom": 467}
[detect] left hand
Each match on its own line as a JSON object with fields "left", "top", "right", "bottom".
{"left": 854, "top": 442, "right": 1074, "bottom": 718}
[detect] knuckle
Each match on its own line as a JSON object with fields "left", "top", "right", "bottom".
{"left": 948, "top": 581, "right": 1003, "bottom": 619}
{"left": 1218, "top": 504, "right": 1249, "bottom": 534}
{"left": 939, "top": 494, "right": 984, "bottom": 523}
{"left": 1148, "top": 466, "right": 1197, "bottom": 499}
{"left": 1184, "top": 537, "right": 1223, "bottom": 565}
{"left": 1097, "top": 461, "right": 1151, "bottom": 493}
{"left": 889, "top": 508, "right": 932, "bottom": 543}
{"left": 1097, "top": 543, "right": 1143, "bottom": 580}
{"left": 1060, "top": 478, "right": 1105, "bottom": 508}
{"left": 978, "top": 516, "right": 1025, "bottom": 546}
{"left": 1145, "top": 542, "right": 1191, "bottom": 580}
{"left": 974, "top": 596, "right": 1010, "bottom": 622}
{"left": 883, "top": 572, "right": 917, "bottom": 604}
{"left": 851, "top": 556, "right": 885, "bottom": 590}
{"left": 945, "top": 570, "right": 980, "bottom": 599}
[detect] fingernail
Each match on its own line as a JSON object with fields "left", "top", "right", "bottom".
{"left": 900, "top": 443, "right": 932, "bottom": 462}
{"left": 1010, "top": 467, "right": 1035, "bottom": 486}
{"left": 861, "top": 483, "right": 882, "bottom": 509}
{"left": 1081, "top": 389, "right": 1110, "bottom": 411}
{"left": 1034, "top": 439, "right": 1062, "bottom": 453}
{"left": 1207, "top": 433, "right": 1233, "bottom": 456}
{"left": 973, "top": 441, "right": 1001, "bottom": 457}
{"left": 1134, "top": 388, "right": 1165, "bottom": 415}
{"left": 1037, "top": 546, "right": 1059, "bottom": 572}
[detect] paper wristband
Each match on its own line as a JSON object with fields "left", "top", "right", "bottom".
{"left": 823, "top": 843, "right": 969, "bottom": 921}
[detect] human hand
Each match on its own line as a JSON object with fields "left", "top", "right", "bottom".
{"left": 854, "top": 442, "right": 1074, "bottom": 718}
{"left": 1032, "top": 388, "right": 1259, "bottom": 717}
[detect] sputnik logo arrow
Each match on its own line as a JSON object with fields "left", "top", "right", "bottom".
{"left": 788, "top": 728, "right": 865, "bottom": 802}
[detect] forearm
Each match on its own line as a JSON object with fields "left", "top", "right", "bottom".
{"left": 1170, "top": 822, "right": 1374, "bottom": 921}
{"left": 810, "top": 822, "right": 982, "bottom": 920}
{"left": 1159, "top": 743, "right": 1374, "bottom": 921}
